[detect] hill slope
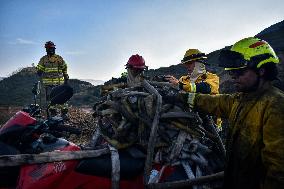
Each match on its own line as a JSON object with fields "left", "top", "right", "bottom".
{"left": 0, "top": 67, "right": 101, "bottom": 106}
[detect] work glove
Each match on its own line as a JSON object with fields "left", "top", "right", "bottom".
{"left": 179, "top": 82, "right": 196, "bottom": 93}
{"left": 162, "top": 92, "right": 196, "bottom": 108}
{"left": 37, "top": 70, "right": 44, "bottom": 77}
{"left": 64, "top": 74, "right": 69, "bottom": 84}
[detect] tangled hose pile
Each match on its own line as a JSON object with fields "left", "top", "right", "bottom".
{"left": 93, "top": 80, "right": 225, "bottom": 186}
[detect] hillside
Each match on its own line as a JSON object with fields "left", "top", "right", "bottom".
{"left": 79, "top": 79, "right": 104, "bottom": 86}
{"left": 0, "top": 67, "right": 101, "bottom": 107}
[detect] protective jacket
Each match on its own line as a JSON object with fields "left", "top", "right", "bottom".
{"left": 179, "top": 72, "right": 219, "bottom": 94}
{"left": 37, "top": 54, "right": 67, "bottom": 86}
{"left": 194, "top": 82, "right": 284, "bottom": 189}
{"left": 180, "top": 71, "right": 222, "bottom": 127}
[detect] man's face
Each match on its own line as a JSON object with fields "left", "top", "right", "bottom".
{"left": 183, "top": 61, "right": 196, "bottom": 74}
{"left": 229, "top": 68, "right": 259, "bottom": 92}
{"left": 128, "top": 68, "right": 143, "bottom": 77}
{"left": 46, "top": 47, "right": 55, "bottom": 55}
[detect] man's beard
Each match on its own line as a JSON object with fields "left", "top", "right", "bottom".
{"left": 235, "top": 77, "right": 260, "bottom": 93}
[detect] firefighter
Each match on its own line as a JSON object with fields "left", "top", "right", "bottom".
{"left": 36, "top": 41, "right": 69, "bottom": 117}
{"left": 165, "top": 49, "right": 222, "bottom": 130}
{"left": 125, "top": 54, "right": 148, "bottom": 87}
{"left": 177, "top": 37, "right": 284, "bottom": 189}
{"left": 166, "top": 49, "right": 219, "bottom": 94}
{"left": 100, "top": 54, "right": 147, "bottom": 96}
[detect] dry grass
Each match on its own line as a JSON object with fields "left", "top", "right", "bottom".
{"left": 66, "top": 107, "right": 97, "bottom": 145}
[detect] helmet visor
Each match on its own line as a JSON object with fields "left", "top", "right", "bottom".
{"left": 219, "top": 50, "right": 247, "bottom": 70}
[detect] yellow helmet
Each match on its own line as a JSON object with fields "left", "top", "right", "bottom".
{"left": 219, "top": 37, "right": 279, "bottom": 70}
{"left": 181, "top": 49, "right": 207, "bottom": 64}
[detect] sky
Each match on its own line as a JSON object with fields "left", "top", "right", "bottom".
{"left": 0, "top": 0, "right": 284, "bottom": 81}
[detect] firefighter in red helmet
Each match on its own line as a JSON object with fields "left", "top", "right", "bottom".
{"left": 125, "top": 54, "right": 148, "bottom": 87}
{"left": 37, "top": 41, "right": 69, "bottom": 92}
{"left": 100, "top": 54, "right": 148, "bottom": 96}
{"left": 36, "top": 41, "right": 69, "bottom": 118}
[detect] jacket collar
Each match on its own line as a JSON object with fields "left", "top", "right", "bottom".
{"left": 239, "top": 81, "right": 271, "bottom": 101}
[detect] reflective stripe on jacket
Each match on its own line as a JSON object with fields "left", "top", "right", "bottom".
{"left": 194, "top": 82, "right": 284, "bottom": 189}
{"left": 37, "top": 54, "right": 67, "bottom": 85}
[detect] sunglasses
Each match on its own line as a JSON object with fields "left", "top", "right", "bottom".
{"left": 228, "top": 68, "right": 248, "bottom": 77}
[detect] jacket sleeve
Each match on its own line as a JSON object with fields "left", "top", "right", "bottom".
{"left": 179, "top": 76, "right": 192, "bottom": 92}
{"left": 36, "top": 57, "right": 45, "bottom": 72}
{"left": 194, "top": 93, "right": 235, "bottom": 119}
{"left": 261, "top": 99, "right": 284, "bottom": 188}
{"left": 36, "top": 57, "right": 45, "bottom": 76}
{"left": 60, "top": 56, "right": 67, "bottom": 74}
{"left": 62, "top": 60, "right": 67, "bottom": 74}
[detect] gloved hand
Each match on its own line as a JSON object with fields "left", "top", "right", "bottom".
{"left": 37, "top": 70, "right": 43, "bottom": 77}
{"left": 64, "top": 74, "right": 69, "bottom": 84}
{"left": 162, "top": 92, "right": 196, "bottom": 108}
{"left": 180, "top": 82, "right": 196, "bottom": 93}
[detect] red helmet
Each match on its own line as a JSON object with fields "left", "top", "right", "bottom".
{"left": 44, "top": 41, "right": 56, "bottom": 48}
{"left": 125, "top": 54, "right": 147, "bottom": 70}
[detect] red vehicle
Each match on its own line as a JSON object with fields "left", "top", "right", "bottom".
{"left": 0, "top": 85, "right": 178, "bottom": 189}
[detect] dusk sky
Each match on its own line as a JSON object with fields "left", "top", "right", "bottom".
{"left": 0, "top": 0, "right": 283, "bottom": 81}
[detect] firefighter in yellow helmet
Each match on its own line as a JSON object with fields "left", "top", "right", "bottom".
{"left": 166, "top": 49, "right": 219, "bottom": 94}
{"left": 36, "top": 41, "right": 69, "bottom": 117}
{"left": 165, "top": 49, "right": 222, "bottom": 129}
{"left": 176, "top": 37, "right": 284, "bottom": 189}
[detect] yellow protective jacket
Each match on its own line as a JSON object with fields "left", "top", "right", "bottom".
{"left": 179, "top": 72, "right": 219, "bottom": 95}
{"left": 194, "top": 82, "right": 284, "bottom": 189}
{"left": 180, "top": 72, "right": 222, "bottom": 127}
{"left": 37, "top": 54, "right": 67, "bottom": 86}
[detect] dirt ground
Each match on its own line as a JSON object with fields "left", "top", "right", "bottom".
{"left": 66, "top": 107, "right": 97, "bottom": 145}
{"left": 0, "top": 106, "right": 97, "bottom": 145}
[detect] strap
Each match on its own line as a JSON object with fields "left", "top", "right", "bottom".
{"left": 182, "top": 161, "right": 200, "bottom": 189}
{"left": 169, "top": 131, "right": 189, "bottom": 162}
{"left": 109, "top": 145, "right": 120, "bottom": 189}
{"left": 181, "top": 161, "right": 195, "bottom": 179}
{"left": 89, "top": 127, "right": 102, "bottom": 148}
